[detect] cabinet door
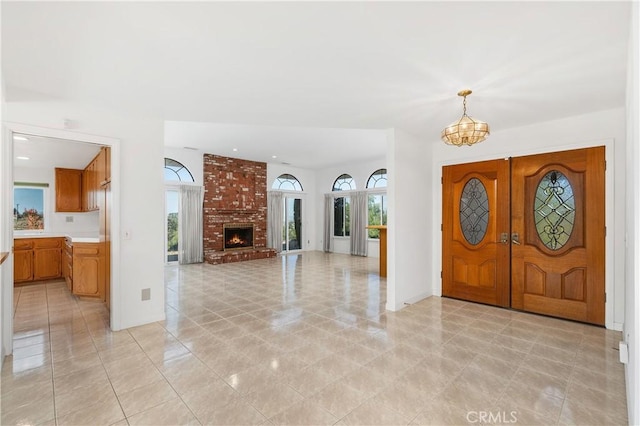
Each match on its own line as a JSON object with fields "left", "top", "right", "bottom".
{"left": 73, "top": 244, "right": 104, "bottom": 298}
{"left": 34, "top": 247, "right": 62, "bottom": 280}
{"left": 55, "top": 168, "right": 83, "bottom": 212}
{"left": 14, "top": 250, "right": 34, "bottom": 282}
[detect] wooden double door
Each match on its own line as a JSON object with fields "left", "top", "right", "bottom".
{"left": 442, "top": 147, "right": 605, "bottom": 325}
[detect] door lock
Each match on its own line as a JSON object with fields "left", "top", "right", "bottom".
{"left": 499, "top": 233, "right": 509, "bottom": 244}
{"left": 511, "top": 233, "right": 521, "bottom": 245}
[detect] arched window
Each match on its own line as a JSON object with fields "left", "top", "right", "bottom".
{"left": 332, "top": 174, "right": 355, "bottom": 191}
{"left": 366, "top": 168, "right": 387, "bottom": 188}
{"left": 366, "top": 168, "right": 387, "bottom": 239}
{"left": 272, "top": 174, "right": 303, "bottom": 191}
{"left": 164, "top": 158, "right": 194, "bottom": 182}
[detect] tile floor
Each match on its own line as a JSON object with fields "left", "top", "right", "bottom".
{"left": 1, "top": 252, "right": 628, "bottom": 425}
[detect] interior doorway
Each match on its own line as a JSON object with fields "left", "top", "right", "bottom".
{"left": 442, "top": 146, "right": 605, "bottom": 325}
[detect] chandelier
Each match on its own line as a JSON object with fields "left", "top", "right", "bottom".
{"left": 441, "top": 89, "right": 490, "bottom": 146}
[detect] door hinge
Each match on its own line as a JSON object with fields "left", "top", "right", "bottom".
{"left": 440, "top": 271, "right": 443, "bottom": 278}
{"left": 441, "top": 224, "right": 443, "bottom": 231}
{"left": 605, "top": 226, "right": 607, "bottom": 237}
{"left": 441, "top": 176, "right": 443, "bottom": 184}
{"left": 605, "top": 293, "right": 607, "bottom": 302}
{"left": 605, "top": 160, "right": 607, "bottom": 171}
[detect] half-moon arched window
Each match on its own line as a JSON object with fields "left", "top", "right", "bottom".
{"left": 272, "top": 174, "right": 303, "bottom": 191}
{"left": 332, "top": 174, "right": 355, "bottom": 191}
{"left": 164, "top": 158, "right": 194, "bottom": 182}
{"left": 366, "top": 169, "right": 387, "bottom": 188}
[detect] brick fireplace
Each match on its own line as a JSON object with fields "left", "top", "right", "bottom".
{"left": 203, "top": 154, "right": 277, "bottom": 264}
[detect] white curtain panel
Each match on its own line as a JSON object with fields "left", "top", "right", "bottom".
{"left": 178, "top": 185, "right": 204, "bottom": 264}
{"left": 267, "top": 191, "right": 283, "bottom": 253}
{"left": 350, "top": 191, "right": 368, "bottom": 257}
{"left": 323, "top": 194, "right": 333, "bottom": 252}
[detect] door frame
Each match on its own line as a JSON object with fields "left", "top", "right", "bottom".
{"left": 433, "top": 139, "right": 619, "bottom": 330}
{"left": 1, "top": 122, "right": 121, "bottom": 359}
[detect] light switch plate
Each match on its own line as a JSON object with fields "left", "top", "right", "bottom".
{"left": 141, "top": 288, "right": 150, "bottom": 301}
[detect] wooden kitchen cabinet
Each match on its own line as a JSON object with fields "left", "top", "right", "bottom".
{"left": 33, "top": 238, "right": 62, "bottom": 280}
{"left": 14, "top": 240, "right": 34, "bottom": 283}
{"left": 63, "top": 238, "right": 73, "bottom": 291}
{"left": 14, "top": 238, "right": 63, "bottom": 284}
{"left": 83, "top": 159, "right": 97, "bottom": 212}
{"left": 55, "top": 168, "right": 83, "bottom": 212}
{"left": 72, "top": 242, "right": 105, "bottom": 299}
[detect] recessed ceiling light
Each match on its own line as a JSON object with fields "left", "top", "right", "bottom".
{"left": 16, "top": 156, "right": 30, "bottom": 160}
{"left": 272, "top": 155, "right": 277, "bottom": 159}
{"left": 233, "top": 148, "right": 238, "bottom": 152}
{"left": 13, "top": 136, "right": 29, "bottom": 141}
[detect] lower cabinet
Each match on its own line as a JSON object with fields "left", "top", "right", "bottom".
{"left": 72, "top": 243, "right": 105, "bottom": 299}
{"left": 14, "top": 238, "right": 63, "bottom": 284}
{"left": 14, "top": 248, "right": 34, "bottom": 283}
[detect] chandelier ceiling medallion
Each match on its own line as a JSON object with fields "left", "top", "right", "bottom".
{"left": 441, "top": 89, "right": 490, "bottom": 147}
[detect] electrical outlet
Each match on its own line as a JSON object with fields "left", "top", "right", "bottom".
{"left": 65, "top": 216, "right": 74, "bottom": 223}
{"left": 141, "top": 288, "right": 150, "bottom": 301}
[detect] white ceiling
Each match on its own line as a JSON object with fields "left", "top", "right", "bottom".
{"left": 2, "top": 1, "right": 631, "bottom": 169}
{"left": 13, "top": 133, "right": 102, "bottom": 171}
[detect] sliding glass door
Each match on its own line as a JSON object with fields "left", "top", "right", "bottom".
{"left": 166, "top": 189, "right": 179, "bottom": 263}
{"left": 282, "top": 197, "right": 302, "bottom": 252}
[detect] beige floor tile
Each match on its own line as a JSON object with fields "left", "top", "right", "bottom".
{"left": 244, "top": 381, "right": 304, "bottom": 418}
{"left": 4, "top": 254, "right": 628, "bottom": 426}
{"left": 269, "top": 399, "right": 337, "bottom": 426}
{"left": 310, "top": 380, "right": 368, "bottom": 419}
{"left": 409, "top": 399, "right": 470, "bottom": 425}
{"left": 370, "top": 380, "right": 432, "bottom": 420}
{"left": 52, "top": 351, "right": 102, "bottom": 378}
{"left": 198, "top": 397, "right": 266, "bottom": 425}
{"left": 55, "top": 380, "right": 119, "bottom": 418}
{"left": 127, "top": 397, "right": 200, "bottom": 426}
{"left": 1, "top": 397, "right": 55, "bottom": 426}
{"left": 117, "top": 378, "right": 178, "bottom": 417}
{"left": 56, "top": 397, "right": 125, "bottom": 426}
{"left": 340, "top": 398, "right": 410, "bottom": 425}
{"left": 54, "top": 365, "right": 109, "bottom": 395}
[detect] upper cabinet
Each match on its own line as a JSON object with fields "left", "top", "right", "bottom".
{"left": 55, "top": 146, "right": 111, "bottom": 213}
{"left": 55, "top": 168, "right": 83, "bottom": 212}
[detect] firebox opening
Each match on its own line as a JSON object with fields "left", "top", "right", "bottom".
{"left": 223, "top": 223, "right": 254, "bottom": 251}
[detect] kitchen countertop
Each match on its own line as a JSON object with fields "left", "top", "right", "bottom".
{"left": 14, "top": 233, "right": 100, "bottom": 243}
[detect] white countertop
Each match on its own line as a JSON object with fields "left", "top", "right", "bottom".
{"left": 14, "top": 232, "right": 100, "bottom": 243}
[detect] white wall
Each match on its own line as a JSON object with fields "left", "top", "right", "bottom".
{"left": 386, "top": 129, "right": 432, "bottom": 311}
{"left": 624, "top": 2, "right": 639, "bottom": 424}
{"left": 431, "top": 107, "right": 626, "bottom": 330}
{"left": 0, "top": 41, "right": 9, "bottom": 363}
{"left": 314, "top": 157, "right": 387, "bottom": 255}
{"left": 14, "top": 166, "right": 100, "bottom": 235}
{"left": 4, "top": 100, "right": 166, "bottom": 333}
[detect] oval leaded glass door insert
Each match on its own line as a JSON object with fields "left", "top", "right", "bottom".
{"left": 534, "top": 170, "right": 575, "bottom": 250}
{"left": 460, "top": 178, "right": 489, "bottom": 245}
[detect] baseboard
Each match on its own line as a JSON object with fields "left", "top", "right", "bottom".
{"left": 386, "top": 291, "right": 432, "bottom": 312}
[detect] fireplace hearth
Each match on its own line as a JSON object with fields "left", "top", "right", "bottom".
{"left": 223, "top": 223, "right": 254, "bottom": 250}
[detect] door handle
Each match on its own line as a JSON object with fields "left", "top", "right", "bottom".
{"left": 511, "top": 233, "right": 521, "bottom": 245}
{"left": 499, "top": 233, "right": 509, "bottom": 244}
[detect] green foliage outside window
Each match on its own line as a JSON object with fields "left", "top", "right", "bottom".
{"left": 368, "top": 194, "right": 387, "bottom": 238}
{"left": 167, "top": 212, "right": 178, "bottom": 253}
